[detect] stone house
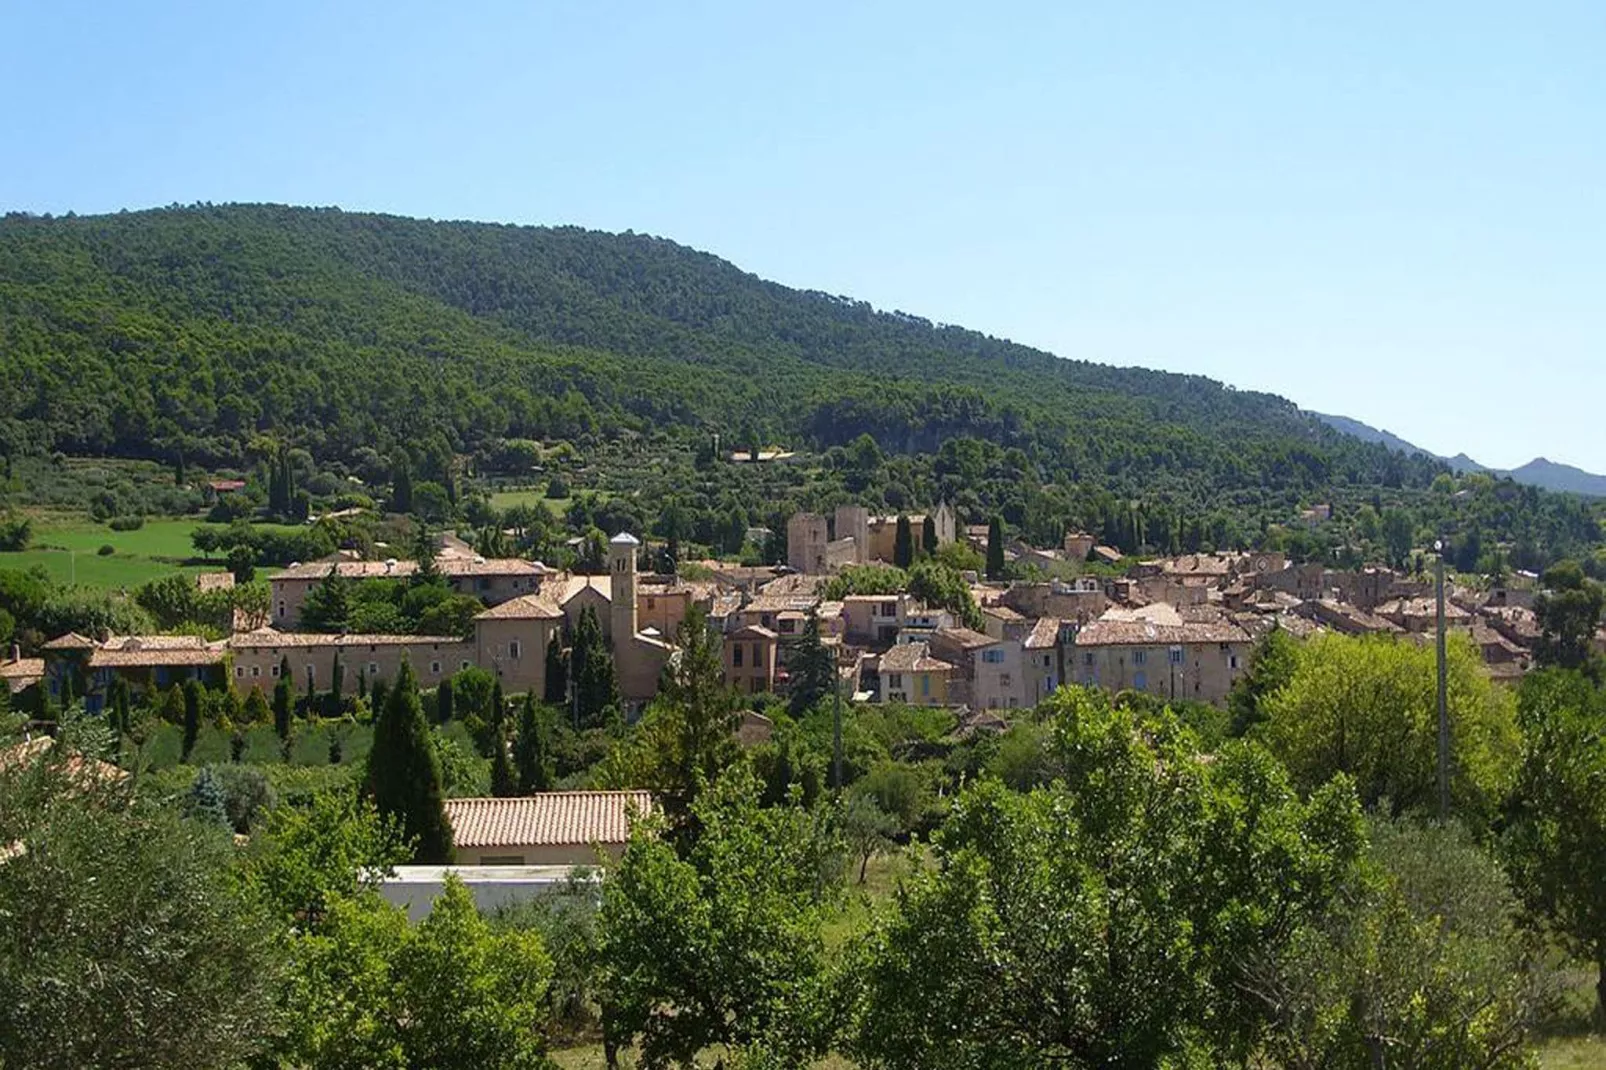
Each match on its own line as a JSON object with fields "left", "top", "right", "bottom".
{"left": 724, "top": 624, "right": 779, "bottom": 695}
{"left": 876, "top": 641, "right": 954, "bottom": 706}
{"left": 1072, "top": 608, "right": 1251, "bottom": 707}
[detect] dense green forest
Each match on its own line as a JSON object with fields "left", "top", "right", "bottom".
{"left": 1, "top": 203, "right": 1601, "bottom": 567}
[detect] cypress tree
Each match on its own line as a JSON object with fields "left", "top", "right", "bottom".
{"left": 181, "top": 679, "right": 202, "bottom": 761}
{"left": 490, "top": 724, "right": 516, "bottom": 797}
{"left": 369, "top": 676, "right": 390, "bottom": 721}
{"left": 242, "top": 686, "right": 271, "bottom": 726}
{"left": 572, "top": 605, "right": 618, "bottom": 729}
{"left": 303, "top": 670, "right": 316, "bottom": 720}
{"left": 272, "top": 657, "right": 293, "bottom": 740}
{"left": 436, "top": 675, "right": 455, "bottom": 724}
{"left": 109, "top": 676, "right": 132, "bottom": 737}
{"left": 489, "top": 679, "right": 506, "bottom": 732}
{"left": 327, "top": 649, "right": 345, "bottom": 719}
{"left": 368, "top": 659, "right": 453, "bottom": 864}
{"left": 893, "top": 515, "right": 914, "bottom": 569}
{"left": 922, "top": 515, "right": 939, "bottom": 556}
{"left": 391, "top": 458, "right": 414, "bottom": 515}
{"left": 986, "top": 515, "right": 1006, "bottom": 579}
{"left": 514, "top": 693, "right": 554, "bottom": 793}
{"left": 356, "top": 667, "right": 368, "bottom": 700}
{"left": 543, "top": 631, "right": 568, "bottom": 705}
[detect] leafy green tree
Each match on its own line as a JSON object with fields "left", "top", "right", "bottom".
{"left": 598, "top": 768, "right": 839, "bottom": 1067}
{"left": 840, "top": 791, "right": 898, "bottom": 884}
{"left": 892, "top": 514, "right": 913, "bottom": 569}
{"left": 368, "top": 659, "right": 454, "bottom": 863}
{"left": 226, "top": 542, "right": 256, "bottom": 583}
{"left": 0, "top": 753, "right": 283, "bottom": 1069}
{"left": 1228, "top": 624, "right": 1300, "bottom": 736}
{"left": 241, "top": 685, "right": 271, "bottom": 726}
{"left": 544, "top": 631, "right": 568, "bottom": 705}
{"left": 985, "top": 515, "right": 1005, "bottom": 579}
{"left": 514, "top": 693, "right": 555, "bottom": 793}
{"left": 1251, "top": 819, "right": 1550, "bottom": 1070}
{"left": 788, "top": 611, "right": 837, "bottom": 717}
{"left": 1533, "top": 560, "right": 1606, "bottom": 678}
{"left": 1381, "top": 508, "right": 1414, "bottom": 569}
{"left": 245, "top": 790, "right": 408, "bottom": 927}
{"left": 851, "top": 689, "right": 1365, "bottom": 1068}
{"left": 1504, "top": 669, "right": 1606, "bottom": 1023}
{"left": 283, "top": 879, "right": 553, "bottom": 1070}
{"left": 906, "top": 559, "right": 984, "bottom": 630}
{"left": 1255, "top": 632, "right": 1521, "bottom": 823}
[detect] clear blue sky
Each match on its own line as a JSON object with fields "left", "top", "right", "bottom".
{"left": 5, "top": 1, "right": 1602, "bottom": 471}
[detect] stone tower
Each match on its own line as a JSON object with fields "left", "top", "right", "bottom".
{"left": 609, "top": 532, "right": 640, "bottom": 643}
{"left": 834, "top": 504, "right": 871, "bottom": 565}
{"left": 787, "top": 513, "right": 829, "bottom": 574}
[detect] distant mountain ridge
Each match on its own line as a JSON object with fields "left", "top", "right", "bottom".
{"left": 1312, "top": 413, "right": 1606, "bottom": 498}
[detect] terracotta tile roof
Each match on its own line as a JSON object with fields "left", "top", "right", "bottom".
{"left": 0, "top": 657, "right": 44, "bottom": 689}
{"left": 230, "top": 628, "right": 466, "bottom": 649}
{"left": 0, "top": 737, "right": 129, "bottom": 786}
{"left": 880, "top": 642, "right": 955, "bottom": 674}
{"left": 934, "top": 626, "right": 997, "bottom": 650}
{"left": 195, "top": 571, "right": 236, "bottom": 592}
{"left": 744, "top": 594, "right": 822, "bottom": 614}
{"left": 731, "top": 624, "right": 778, "bottom": 640}
{"left": 41, "top": 632, "right": 96, "bottom": 650}
{"left": 1075, "top": 617, "right": 1250, "bottom": 647}
{"left": 1023, "top": 617, "right": 1061, "bottom": 649}
{"left": 1376, "top": 596, "right": 1471, "bottom": 621}
{"left": 88, "top": 638, "right": 229, "bottom": 668}
{"left": 557, "top": 575, "right": 613, "bottom": 606}
{"left": 982, "top": 604, "right": 1024, "bottom": 621}
{"left": 475, "top": 594, "right": 564, "bottom": 621}
{"left": 272, "top": 556, "right": 542, "bottom": 582}
{"left": 445, "top": 792, "right": 652, "bottom": 849}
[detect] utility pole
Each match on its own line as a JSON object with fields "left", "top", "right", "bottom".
{"left": 832, "top": 662, "right": 844, "bottom": 793}
{"left": 1435, "top": 539, "right": 1450, "bottom": 820}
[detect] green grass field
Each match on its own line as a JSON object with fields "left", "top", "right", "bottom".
{"left": 0, "top": 514, "right": 311, "bottom": 589}
{"left": 0, "top": 516, "right": 213, "bottom": 587}
{"left": 490, "top": 485, "right": 572, "bottom": 518}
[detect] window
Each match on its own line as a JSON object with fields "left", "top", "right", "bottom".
{"left": 1134, "top": 670, "right": 1148, "bottom": 690}
{"left": 1170, "top": 647, "right": 1185, "bottom": 665}
{"left": 235, "top": 666, "right": 245, "bottom": 678}
{"left": 1084, "top": 652, "right": 1095, "bottom": 666}
{"left": 1229, "top": 655, "right": 1239, "bottom": 670}
{"left": 481, "top": 854, "right": 525, "bottom": 866}
{"left": 999, "top": 673, "right": 1012, "bottom": 688}
{"left": 251, "top": 666, "right": 261, "bottom": 678}
{"left": 277, "top": 602, "right": 286, "bottom": 619}
{"left": 982, "top": 649, "right": 1005, "bottom": 664}
{"left": 461, "top": 660, "right": 472, "bottom": 672}
{"left": 886, "top": 673, "right": 904, "bottom": 689}
{"left": 733, "top": 644, "right": 744, "bottom": 668}
{"left": 477, "top": 578, "right": 491, "bottom": 592}
{"left": 305, "top": 665, "right": 315, "bottom": 685}
{"left": 430, "top": 661, "right": 441, "bottom": 675}
{"left": 920, "top": 675, "right": 930, "bottom": 697}
{"left": 646, "top": 597, "right": 656, "bottom": 610}
{"left": 509, "top": 640, "right": 521, "bottom": 660}
{"left": 270, "top": 664, "right": 280, "bottom": 678}
{"left": 1133, "top": 649, "right": 1147, "bottom": 666}
{"left": 751, "top": 643, "right": 763, "bottom": 666}
{"left": 368, "top": 662, "right": 378, "bottom": 677}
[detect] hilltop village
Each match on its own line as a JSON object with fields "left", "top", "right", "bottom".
{"left": 8, "top": 502, "right": 1558, "bottom": 727}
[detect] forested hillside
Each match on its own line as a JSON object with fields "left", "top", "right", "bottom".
{"left": 1, "top": 203, "right": 1601, "bottom": 566}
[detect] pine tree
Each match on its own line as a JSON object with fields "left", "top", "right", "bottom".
{"left": 436, "top": 675, "right": 455, "bottom": 724}
{"left": 184, "top": 766, "right": 230, "bottom": 828}
{"left": 181, "top": 679, "right": 202, "bottom": 761}
{"left": 893, "top": 515, "right": 914, "bottom": 569}
{"left": 514, "top": 693, "right": 554, "bottom": 793}
{"left": 788, "top": 611, "right": 837, "bottom": 718}
{"left": 544, "top": 631, "right": 569, "bottom": 706}
{"left": 368, "top": 659, "right": 454, "bottom": 863}
{"left": 986, "top": 515, "right": 1006, "bottom": 580}
{"left": 490, "top": 724, "right": 517, "bottom": 798}
{"left": 922, "top": 515, "right": 939, "bottom": 556}
{"left": 272, "top": 658, "right": 293, "bottom": 740}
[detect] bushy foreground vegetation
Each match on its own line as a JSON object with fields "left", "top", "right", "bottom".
{"left": 3, "top": 621, "right": 1605, "bottom": 1068}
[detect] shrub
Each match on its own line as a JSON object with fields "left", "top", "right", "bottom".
{"left": 186, "top": 726, "right": 232, "bottom": 766}
{"left": 141, "top": 723, "right": 185, "bottom": 771}
{"left": 289, "top": 726, "right": 332, "bottom": 767}
{"left": 107, "top": 514, "right": 145, "bottom": 531}
{"left": 97, "top": 544, "right": 115, "bottom": 556}
{"left": 240, "top": 725, "right": 286, "bottom": 764}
